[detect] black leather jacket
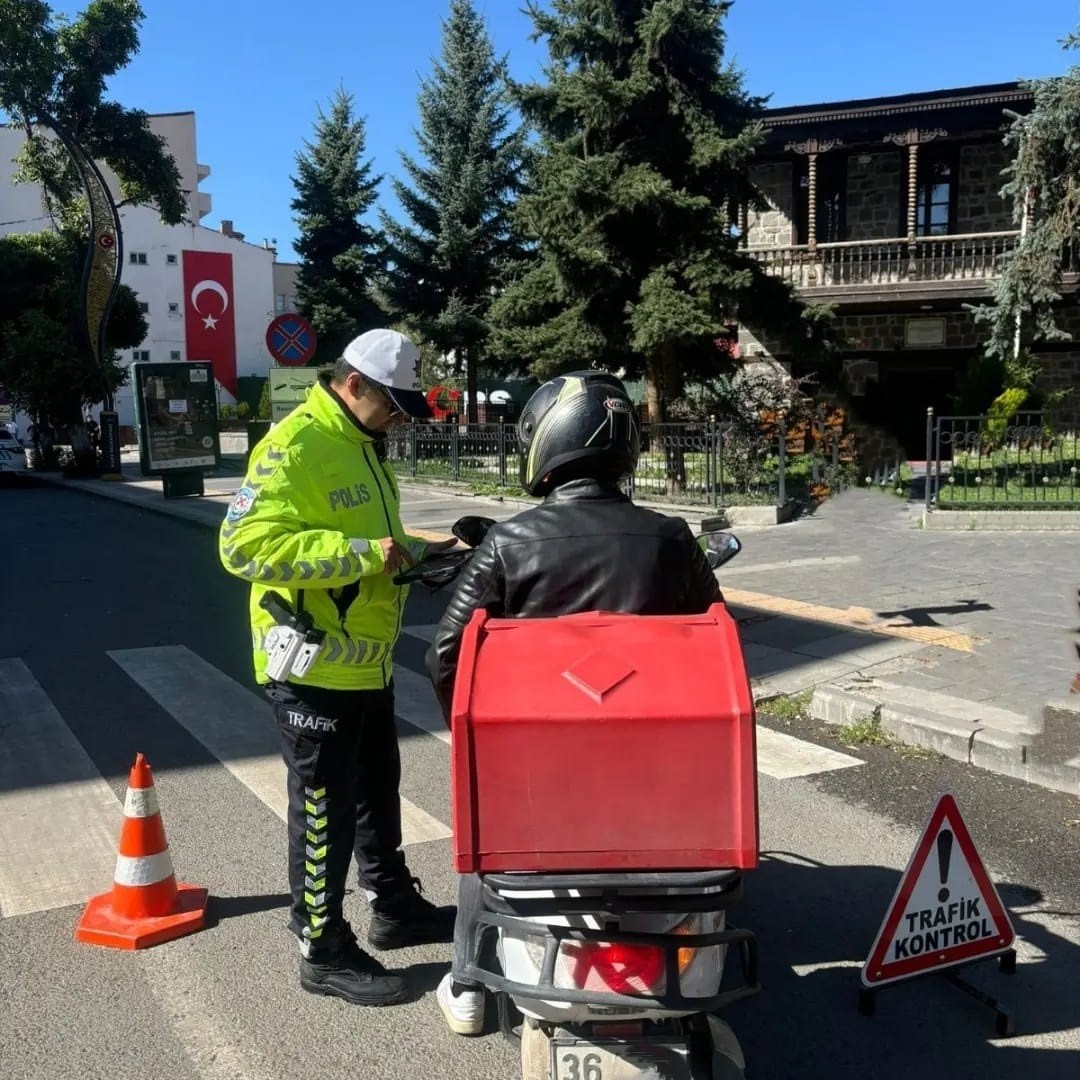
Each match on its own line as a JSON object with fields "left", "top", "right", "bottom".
{"left": 425, "top": 479, "right": 722, "bottom": 716}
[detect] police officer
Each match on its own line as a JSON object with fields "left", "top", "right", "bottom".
{"left": 219, "top": 328, "right": 456, "bottom": 1006}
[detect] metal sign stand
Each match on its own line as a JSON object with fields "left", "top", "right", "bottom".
{"left": 858, "top": 947, "right": 1017, "bottom": 1036}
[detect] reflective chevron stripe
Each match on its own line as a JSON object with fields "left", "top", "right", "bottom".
{"left": 234, "top": 554, "right": 357, "bottom": 584}
{"left": 302, "top": 784, "right": 330, "bottom": 940}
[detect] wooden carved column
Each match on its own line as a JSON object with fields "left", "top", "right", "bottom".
{"left": 883, "top": 128, "right": 947, "bottom": 243}
{"left": 785, "top": 136, "right": 843, "bottom": 251}
{"left": 786, "top": 137, "right": 842, "bottom": 284}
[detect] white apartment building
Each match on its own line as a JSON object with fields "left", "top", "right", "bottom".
{"left": 0, "top": 112, "right": 286, "bottom": 436}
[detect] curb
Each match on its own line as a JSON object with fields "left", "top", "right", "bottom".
{"left": 34, "top": 474, "right": 228, "bottom": 531}
{"left": 810, "top": 683, "right": 1080, "bottom": 797}
{"left": 32, "top": 473, "right": 455, "bottom": 542}
{"left": 391, "top": 476, "right": 779, "bottom": 529}
{"left": 922, "top": 509, "right": 1080, "bottom": 531}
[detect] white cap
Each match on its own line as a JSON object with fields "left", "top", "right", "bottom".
{"left": 341, "top": 329, "right": 432, "bottom": 419}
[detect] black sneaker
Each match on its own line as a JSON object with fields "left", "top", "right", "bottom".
{"left": 300, "top": 934, "right": 410, "bottom": 1006}
{"left": 367, "top": 877, "right": 457, "bottom": 951}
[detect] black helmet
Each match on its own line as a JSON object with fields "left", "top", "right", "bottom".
{"left": 518, "top": 370, "right": 640, "bottom": 496}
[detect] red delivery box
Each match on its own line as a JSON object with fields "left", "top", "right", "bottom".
{"left": 449, "top": 602, "right": 759, "bottom": 873}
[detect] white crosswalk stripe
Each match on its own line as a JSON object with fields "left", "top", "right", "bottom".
{"left": 0, "top": 660, "right": 121, "bottom": 917}
{"left": 393, "top": 664, "right": 450, "bottom": 746}
{"left": 108, "top": 646, "right": 451, "bottom": 847}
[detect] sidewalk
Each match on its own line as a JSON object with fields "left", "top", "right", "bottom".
{"left": 32, "top": 468, "right": 1079, "bottom": 796}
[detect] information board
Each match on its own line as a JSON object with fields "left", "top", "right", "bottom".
{"left": 133, "top": 361, "right": 221, "bottom": 475}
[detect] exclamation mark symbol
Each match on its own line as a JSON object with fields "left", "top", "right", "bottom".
{"left": 937, "top": 829, "right": 953, "bottom": 903}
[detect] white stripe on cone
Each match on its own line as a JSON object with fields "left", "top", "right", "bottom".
{"left": 123, "top": 786, "right": 160, "bottom": 819}
{"left": 114, "top": 850, "right": 175, "bottom": 887}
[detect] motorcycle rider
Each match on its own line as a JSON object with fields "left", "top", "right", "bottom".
{"left": 424, "top": 369, "right": 722, "bottom": 1035}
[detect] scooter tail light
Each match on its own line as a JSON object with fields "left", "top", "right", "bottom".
{"left": 563, "top": 940, "right": 666, "bottom": 995}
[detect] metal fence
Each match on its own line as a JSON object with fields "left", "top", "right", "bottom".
{"left": 925, "top": 409, "right": 1080, "bottom": 510}
{"left": 385, "top": 414, "right": 858, "bottom": 507}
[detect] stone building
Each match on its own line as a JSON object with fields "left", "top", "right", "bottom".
{"left": 739, "top": 81, "right": 1077, "bottom": 457}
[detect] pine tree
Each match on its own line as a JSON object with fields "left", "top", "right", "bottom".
{"left": 375, "top": 0, "right": 527, "bottom": 422}
{"left": 291, "top": 88, "right": 384, "bottom": 364}
{"left": 490, "top": 0, "right": 830, "bottom": 422}
{"left": 973, "top": 29, "right": 1080, "bottom": 385}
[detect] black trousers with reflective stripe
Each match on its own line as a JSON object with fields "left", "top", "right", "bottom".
{"left": 267, "top": 680, "right": 408, "bottom": 954}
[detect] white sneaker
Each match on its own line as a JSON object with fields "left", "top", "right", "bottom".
{"left": 436, "top": 972, "right": 485, "bottom": 1036}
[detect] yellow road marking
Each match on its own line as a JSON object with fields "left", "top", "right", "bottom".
{"left": 722, "top": 589, "right": 975, "bottom": 654}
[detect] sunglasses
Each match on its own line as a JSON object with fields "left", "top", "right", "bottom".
{"left": 361, "top": 376, "right": 401, "bottom": 417}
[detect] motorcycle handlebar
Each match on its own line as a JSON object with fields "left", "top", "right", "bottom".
{"left": 394, "top": 521, "right": 742, "bottom": 591}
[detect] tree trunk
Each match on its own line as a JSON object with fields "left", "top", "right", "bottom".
{"left": 466, "top": 345, "right": 480, "bottom": 425}
{"left": 67, "top": 420, "right": 98, "bottom": 476}
{"left": 649, "top": 344, "right": 686, "bottom": 496}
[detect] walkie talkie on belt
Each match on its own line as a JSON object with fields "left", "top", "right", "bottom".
{"left": 260, "top": 592, "right": 326, "bottom": 681}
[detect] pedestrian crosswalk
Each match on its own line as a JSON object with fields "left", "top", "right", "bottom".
{"left": 0, "top": 659, "right": 120, "bottom": 917}
{"left": 0, "top": 627, "right": 864, "bottom": 921}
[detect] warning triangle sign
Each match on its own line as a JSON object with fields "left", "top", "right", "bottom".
{"left": 862, "top": 794, "right": 1015, "bottom": 987}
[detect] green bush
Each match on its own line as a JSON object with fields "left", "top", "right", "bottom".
{"left": 256, "top": 380, "right": 271, "bottom": 420}
{"left": 984, "top": 388, "right": 1028, "bottom": 444}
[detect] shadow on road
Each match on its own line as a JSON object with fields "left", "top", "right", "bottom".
{"left": 203, "top": 891, "right": 291, "bottom": 929}
{"left": 724, "top": 851, "right": 1080, "bottom": 1078}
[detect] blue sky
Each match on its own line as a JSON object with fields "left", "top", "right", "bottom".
{"left": 50, "top": 0, "right": 1080, "bottom": 259}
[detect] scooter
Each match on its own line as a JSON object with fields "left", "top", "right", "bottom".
{"left": 396, "top": 522, "right": 760, "bottom": 1080}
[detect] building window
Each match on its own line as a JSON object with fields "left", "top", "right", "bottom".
{"left": 170, "top": 350, "right": 181, "bottom": 361}
{"left": 138, "top": 302, "right": 149, "bottom": 314}
{"left": 904, "top": 146, "right": 958, "bottom": 237}
{"left": 129, "top": 252, "right": 148, "bottom": 265}
{"left": 166, "top": 253, "right": 178, "bottom": 265}
{"left": 916, "top": 152, "right": 955, "bottom": 236}
{"left": 793, "top": 155, "right": 847, "bottom": 244}
{"left": 287, "top": 295, "right": 298, "bottom": 313}
{"left": 168, "top": 302, "right": 179, "bottom": 314}
{"left": 275, "top": 293, "right": 287, "bottom": 314}
{"left": 133, "top": 349, "right": 150, "bottom": 362}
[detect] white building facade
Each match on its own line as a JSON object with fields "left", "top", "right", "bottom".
{"left": 0, "top": 112, "right": 281, "bottom": 437}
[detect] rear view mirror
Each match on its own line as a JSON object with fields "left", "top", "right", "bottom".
{"left": 698, "top": 531, "right": 742, "bottom": 570}
{"left": 453, "top": 515, "right": 496, "bottom": 549}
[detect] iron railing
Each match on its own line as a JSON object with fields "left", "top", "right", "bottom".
{"left": 384, "top": 414, "right": 860, "bottom": 507}
{"left": 925, "top": 409, "right": 1080, "bottom": 510}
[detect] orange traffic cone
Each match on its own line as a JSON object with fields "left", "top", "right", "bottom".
{"left": 75, "top": 753, "right": 208, "bottom": 949}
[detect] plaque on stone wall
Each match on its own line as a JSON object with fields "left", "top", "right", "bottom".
{"left": 904, "top": 318, "right": 947, "bottom": 348}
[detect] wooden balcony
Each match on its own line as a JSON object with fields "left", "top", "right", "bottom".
{"left": 746, "top": 231, "right": 1023, "bottom": 304}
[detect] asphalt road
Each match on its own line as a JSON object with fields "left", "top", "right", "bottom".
{"left": 1, "top": 484, "right": 1077, "bottom": 1080}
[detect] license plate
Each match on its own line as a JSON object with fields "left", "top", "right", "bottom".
{"left": 552, "top": 1038, "right": 691, "bottom": 1080}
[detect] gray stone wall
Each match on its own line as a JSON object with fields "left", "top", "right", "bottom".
{"left": 1033, "top": 351, "right": 1080, "bottom": 430}
{"left": 746, "top": 162, "right": 793, "bottom": 246}
{"left": 746, "top": 142, "right": 1017, "bottom": 248}
{"left": 839, "top": 312, "right": 980, "bottom": 352}
{"left": 956, "top": 142, "right": 1014, "bottom": 234}
{"left": 845, "top": 151, "right": 903, "bottom": 240}
{"left": 740, "top": 310, "right": 1079, "bottom": 429}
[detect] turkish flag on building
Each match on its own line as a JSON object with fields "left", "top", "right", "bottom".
{"left": 182, "top": 250, "right": 237, "bottom": 396}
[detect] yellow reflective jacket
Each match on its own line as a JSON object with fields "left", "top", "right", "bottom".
{"left": 218, "top": 377, "right": 426, "bottom": 690}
